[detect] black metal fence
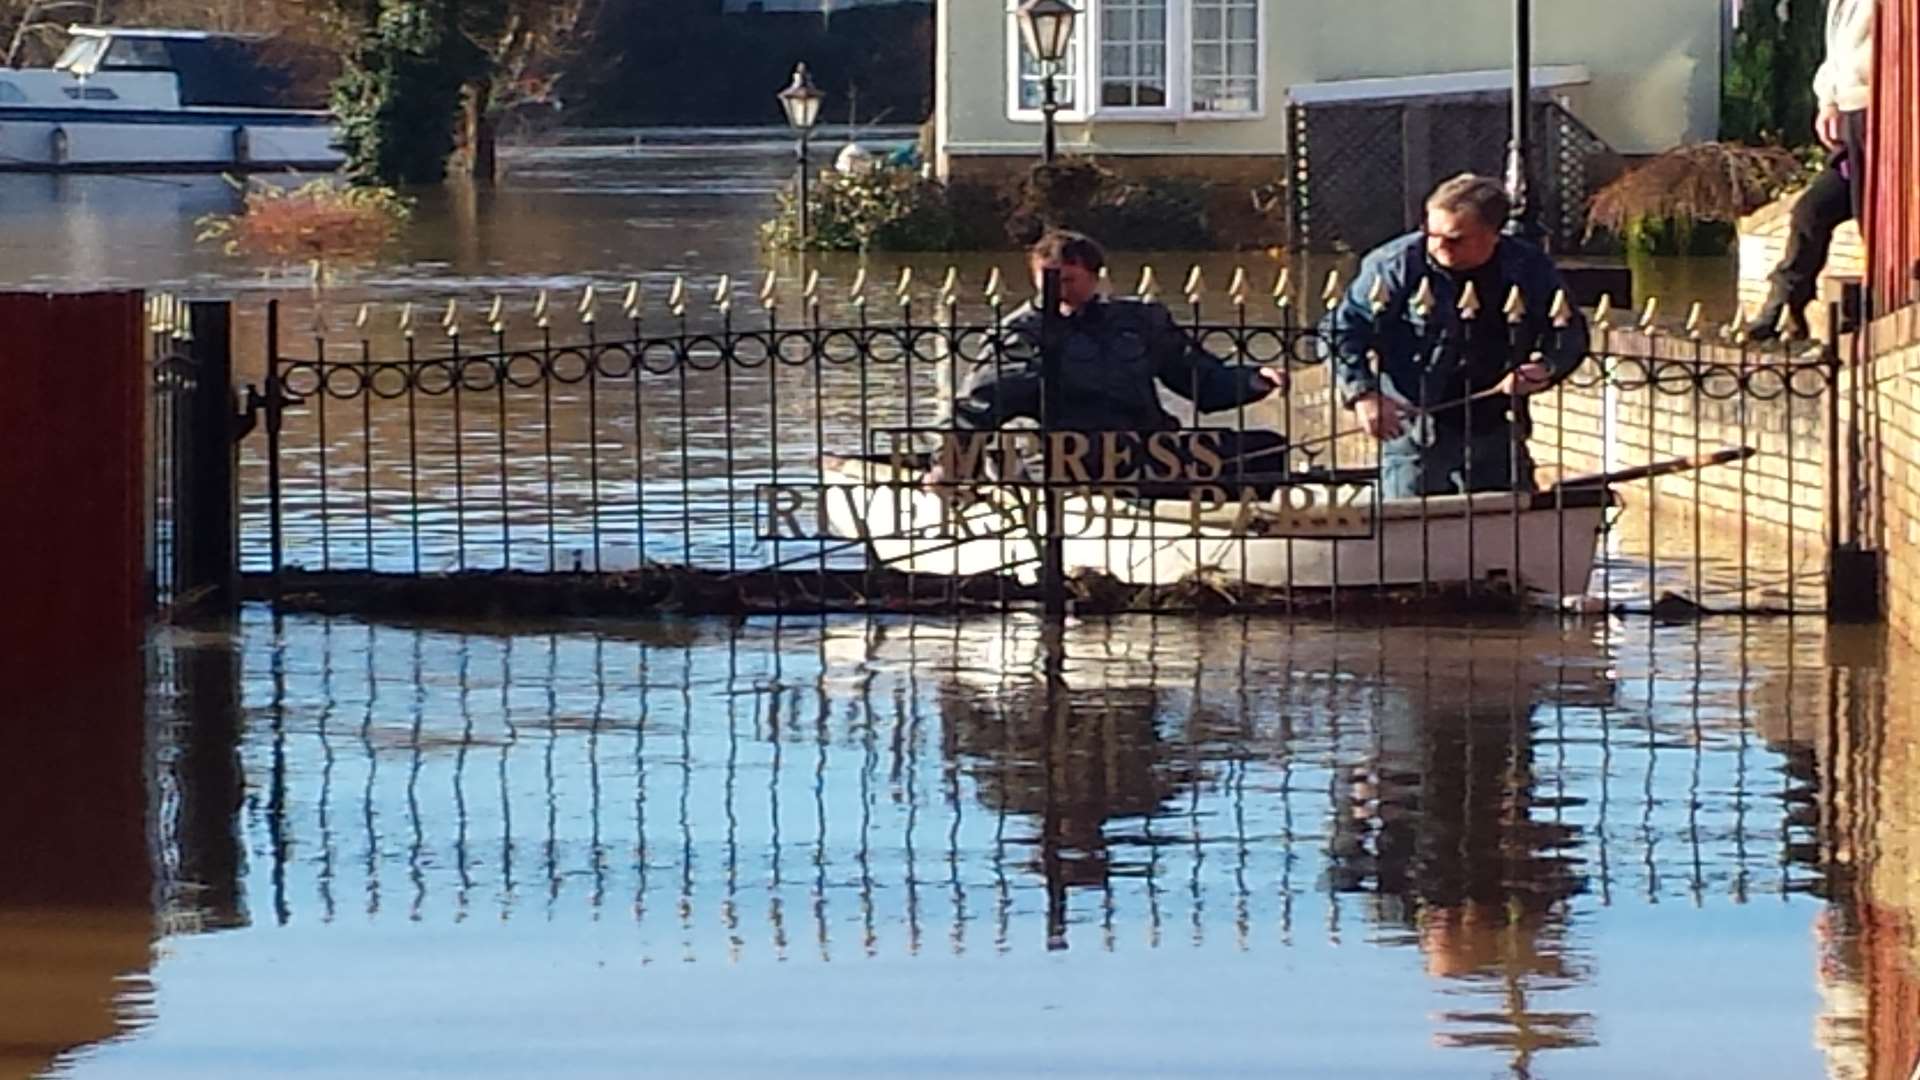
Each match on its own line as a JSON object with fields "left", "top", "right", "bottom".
{"left": 149, "top": 295, "right": 240, "bottom": 615}
{"left": 233, "top": 274, "right": 1839, "bottom": 617}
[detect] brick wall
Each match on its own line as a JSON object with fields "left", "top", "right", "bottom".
{"left": 1867, "top": 307, "right": 1920, "bottom": 645}
{"left": 1528, "top": 329, "right": 1834, "bottom": 536}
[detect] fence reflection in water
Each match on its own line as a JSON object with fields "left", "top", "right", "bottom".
{"left": 255, "top": 279, "right": 1839, "bottom": 613}
{"left": 146, "top": 613, "right": 1839, "bottom": 1060}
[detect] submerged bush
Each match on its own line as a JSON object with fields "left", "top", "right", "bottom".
{"left": 761, "top": 165, "right": 956, "bottom": 253}
{"left": 196, "top": 176, "right": 413, "bottom": 282}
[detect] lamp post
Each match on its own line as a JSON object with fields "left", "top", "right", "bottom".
{"left": 1504, "top": 0, "right": 1540, "bottom": 240}
{"left": 1017, "top": 0, "right": 1078, "bottom": 165}
{"left": 777, "top": 63, "right": 824, "bottom": 245}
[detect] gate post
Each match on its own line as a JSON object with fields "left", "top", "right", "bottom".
{"left": 1039, "top": 267, "right": 1066, "bottom": 618}
{"left": 175, "top": 300, "right": 239, "bottom": 611}
{"left": 1827, "top": 303, "right": 1883, "bottom": 623}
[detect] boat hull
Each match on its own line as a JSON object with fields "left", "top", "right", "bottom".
{"left": 0, "top": 111, "right": 342, "bottom": 172}
{"left": 818, "top": 457, "right": 1610, "bottom": 598}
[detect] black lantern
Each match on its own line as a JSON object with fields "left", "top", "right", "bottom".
{"left": 1016, "top": 0, "right": 1078, "bottom": 164}
{"left": 777, "top": 63, "right": 825, "bottom": 244}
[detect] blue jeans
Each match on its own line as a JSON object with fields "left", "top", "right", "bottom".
{"left": 1378, "top": 426, "right": 1535, "bottom": 499}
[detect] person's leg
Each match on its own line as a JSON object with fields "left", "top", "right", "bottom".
{"left": 1843, "top": 109, "right": 1868, "bottom": 225}
{"left": 1455, "top": 427, "right": 1535, "bottom": 494}
{"left": 1751, "top": 161, "right": 1855, "bottom": 339}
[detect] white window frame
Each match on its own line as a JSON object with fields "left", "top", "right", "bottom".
{"left": 1005, "top": 0, "right": 1266, "bottom": 124}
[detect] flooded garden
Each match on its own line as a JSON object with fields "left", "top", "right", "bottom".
{"left": 7, "top": 131, "right": 1913, "bottom": 1078}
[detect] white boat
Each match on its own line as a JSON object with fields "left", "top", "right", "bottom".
{"left": 814, "top": 454, "right": 1615, "bottom": 600}
{"left": 0, "top": 26, "right": 343, "bottom": 172}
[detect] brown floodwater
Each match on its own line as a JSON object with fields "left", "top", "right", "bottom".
{"left": 7, "top": 611, "right": 1919, "bottom": 1078}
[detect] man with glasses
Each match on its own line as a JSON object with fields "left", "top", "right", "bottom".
{"left": 1321, "top": 174, "right": 1589, "bottom": 499}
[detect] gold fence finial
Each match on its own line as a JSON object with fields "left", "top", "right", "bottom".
{"left": 1726, "top": 301, "right": 1750, "bottom": 343}
{"left": 1685, "top": 300, "right": 1704, "bottom": 339}
{"left": 1638, "top": 296, "right": 1660, "bottom": 332}
{"left": 399, "top": 301, "right": 415, "bottom": 338}
{"left": 622, "top": 280, "right": 641, "bottom": 318}
{"left": 849, "top": 266, "right": 867, "bottom": 302}
{"left": 442, "top": 298, "right": 461, "bottom": 338}
{"left": 895, "top": 266, "right": 912, "bottom": 300}
{"left": 487, "top": 295, "right": 505, "bottom": 335}
{"left": 1321, "top": 269, "right": 1342, "bottom": 307}
{"left": 1367, "top": 273, "right": 1390, "bottom": 314}
{"left": 804, "top": 268, "right": 820, "bottom": 301}
{"left": 1228, "top": 266, "right": 1248, "bottom": 304}
{"left": 355, "top": 303, "right": 370, "bottom": 331}
{"left": 1593, "top": 293, "right": 1613, "bottom": 329}
{"left": 1503, "top": 285, "right": 1526, "bottom": 324}
{"left": 1183, "top": 264, "right": 1204, "bottom": 303}
{"left": 1548, "top": 289, "right": 1572, "bottom": 328}
{"left": 1458, "top": 279, "right": 1482, "bottom": 318}
{"left": 759, "top": 270, "right": 778, "bottom": 308}
{"left": 579, "top": 284, "right": 598, "bottom": 324}
{"left": 983, "top": 266, "right": 1002, "bottom": 301}
{"left": 1272, "top": 267, "right": 1293, "bottom": 309}
{"left": 1411, "top": 276, "right": 1435, "bottom": 319}
{"left": 1138, "top": 264, "right": 1160, "bottom": 300}
{"left": 533, "top": 289, "right": 550, "bottom": 329}
{"left": 940, "top": 265, "right": 957, "bottom": 299}
{"left": 714, "top": 273, "right": 732, "bottom": 311}
{"left": 667, "top": 275, "right": 685, "bottom": 315}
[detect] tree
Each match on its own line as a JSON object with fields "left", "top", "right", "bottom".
{"left": 1723, "top": 0, "right": 1827, "bottom": 147}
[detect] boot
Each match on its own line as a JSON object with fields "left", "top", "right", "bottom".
{"left": 1745, "top": 296, "right": 1810, "bottom": 343}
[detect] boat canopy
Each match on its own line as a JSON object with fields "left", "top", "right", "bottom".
{"left": 52, "top": 26, "right": 332, "bottom": 109}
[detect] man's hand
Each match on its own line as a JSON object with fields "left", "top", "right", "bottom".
{"left": 1496, "top": 360, "right": 1553, "bottom": 397}
{"left": 1817, "top": 103, "right": 1844, "bottom": 150}
{"left": 1489, "top": 359, "right": 1551, "bottom": 397}
{"left": 1255, "top": 365, "right": 1289, "bottom": 395}
{"left": 1352, "top": 392, "right": 1408, "bottom": 440}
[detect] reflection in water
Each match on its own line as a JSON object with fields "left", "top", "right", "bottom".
{"left": 24, "top": 611, "right": 1920, "bottom": 1076}
{"left": 0, "top": 671, "right": 154, "bottom": 1080}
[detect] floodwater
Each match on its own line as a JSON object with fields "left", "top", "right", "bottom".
{"left": 11, "top": 611, "right": 1920, "bottom": 1078}
{"left": 10, "top": 130, "right": 1882, "bottom": 1079}
{"left": 0, "top": 127, "right": 1766, "bottom": 609}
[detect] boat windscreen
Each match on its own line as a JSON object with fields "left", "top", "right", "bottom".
{"left": 52, "top": 35, "right": 106, "bottom": 76}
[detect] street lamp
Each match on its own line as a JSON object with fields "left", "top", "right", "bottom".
{"left": 1016, "top": 0, "right": 1078, "bottom": 164}
{"left": 777, "top": 63, "right": 825, "bottom": 245}
{"left": 1504, "top": 0, "right": 1539, "bottom": 240}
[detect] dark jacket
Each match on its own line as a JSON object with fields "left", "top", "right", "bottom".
{"left": 947, "top": 296, "right": 1278, "bottom": 432}
{"left": 1318, "top": 232, "right": 1590, "bottom": 450}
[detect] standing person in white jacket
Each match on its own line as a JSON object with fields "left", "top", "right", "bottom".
{"left": 1749, "top": 0, "right": 1875, "bottom": 341}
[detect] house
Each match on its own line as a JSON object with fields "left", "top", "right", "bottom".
{"left": 932, "top": 0, "right": 1726, "bottom": 247}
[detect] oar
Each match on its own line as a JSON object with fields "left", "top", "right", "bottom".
{"left": 1221, "top": 384, "right": 1512, "bottom": 470}
{"left": 1549, "top": 447, "right": 1756, "bottom": 489}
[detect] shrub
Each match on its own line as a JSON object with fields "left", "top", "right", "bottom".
{"left": 761, "top": 164, "right": 956, "bottom": 253}
{"left": 196, "top": 176, "right": 413, "bottom": 282}
{"left": 1585, "top": 142, "right": 1807, "bottom": 256}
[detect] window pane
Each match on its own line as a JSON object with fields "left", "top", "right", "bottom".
{"left": 1103, "top": 45, "right": 1133, "bottom": 77}
{"left": 1139, "top": 46, "right": 1165, "bottom": 77}
{"left": 1193, "top": 44, "right": 1223, "bottom": 76}
{"left": 1227, "top": 43, "right": 1257, "bottom": 76}
{"left": 1228, "top": 6, "right": 1257, "bottom": 39}
{"left": 1194, "top": 6, "right": 1222, "bottom": 40}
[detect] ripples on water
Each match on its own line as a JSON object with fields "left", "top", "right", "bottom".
{"left": 13, "top": 611, "right": 1920, "bottom": 1077}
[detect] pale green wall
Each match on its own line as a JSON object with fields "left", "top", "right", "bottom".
{"left": 938, "top": 0, "right": 1722, "bottom": 163}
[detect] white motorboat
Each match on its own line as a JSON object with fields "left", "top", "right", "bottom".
{"left": 0, "top": 26, "right": 343, "bottom": 172}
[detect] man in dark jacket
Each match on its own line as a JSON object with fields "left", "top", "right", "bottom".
{"left": 935, "top": 230, "right": 1289, "bottom": 484}
{"left": 1321, "top": 174, "right": 1589, "bottom": 499}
